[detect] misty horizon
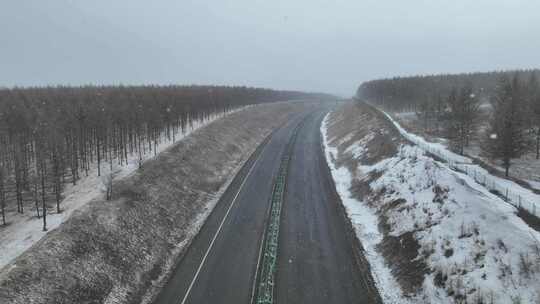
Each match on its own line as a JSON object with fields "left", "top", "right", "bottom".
{"left": 2, "top": 0, "right": 539, "bottom": 96}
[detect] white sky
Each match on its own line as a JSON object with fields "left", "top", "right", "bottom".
{"left": 1, "top": 0, "right": 539, "bottom": 96}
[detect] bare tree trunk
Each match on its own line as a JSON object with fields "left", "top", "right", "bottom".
{"left": 504, "top": 159, "right": 510, "bottom": 177}
{"left": 97, "top": 130, "right": 101, "bottom": 176}
{"left": 138, "top": 131, "right": 142, "bottom": 169}
{"left": 109, "top": 134, "right": 113, "bottom": 171}
{"left": 0, "top": 170, "right": 5, "bottom": 226}
{"left": 121, "top": 128, "right": 128, "bottom": 166}
{"left": 52, "top": 148, "right": 61, "bottom": 214}
{"left": 536, "top": 127, "right": 540, "bottom": 159}
{"left": 71, "top": 133, "right": 78, "bottom": 185}
{"left": 154, "top": 129, "right": 157, "bottom": 157}
{"left": 41, "top": 158, "right": 47, "bottom": 232}
{"left": 1, "top": 196, "right": 5, "bottom": 226}
{"left": 34, "top": 181, "right": 40, "bottom": 218}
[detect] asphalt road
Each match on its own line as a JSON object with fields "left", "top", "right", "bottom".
{"left": 153, "top": 104, "right": 380, "bottom": 304}
{"left": 275, "top": 110, "right": 381, "bottom": 303}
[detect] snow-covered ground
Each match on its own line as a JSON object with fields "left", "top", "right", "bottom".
{"left": 0, "top": 108, "right": 244, "bottom": 270}
{"left": 393, "top": 110, "right": 540, "bottom": 192}
{"left": 385, "top": 111, "right": 540, "bottom": 217}
{"left": 322, "top": 114, "right": 411, "bottom": 304}
{"left": 322, "top": 104, "right": 540, "bottom": 303}
{"left": 383, "top": 112, "right": 471, "bottom": 165}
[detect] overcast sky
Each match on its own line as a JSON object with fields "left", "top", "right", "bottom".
{"left": 1, "top": 0, "right": 539, "bottom": 96}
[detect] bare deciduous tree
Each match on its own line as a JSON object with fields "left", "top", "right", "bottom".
{"left": 444, "top": 84, "right": 481, "bottom": 155}
{"left": 485, "top": 76, "right": 530, "bottom": 177}
{"left": 415, "top": 99, "right": 435, "bottom": 131}
{"left": 526, "top": 72, "right": 540, "bottom": 159}
{"left": 0, "top": 167, "right": 6, "bottom": 226}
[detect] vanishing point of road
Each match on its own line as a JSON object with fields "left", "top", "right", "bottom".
{"left": 153, "top": 103, "right": 381, "bottom": 304}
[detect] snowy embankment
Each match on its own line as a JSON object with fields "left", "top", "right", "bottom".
{"left": 383, "top": 111, "right": 540, "bottom": 220}
{"left": 321, "top": 115, "right": 407, "bottom": 304}
{"left": 0, "top": 108, "right": 243, "bottom": 271}
{"left": 322, "top": 102, "right": 540, "bottom": 304}
{"left": 0, "top": 102, "right": 309, "bottom": 304}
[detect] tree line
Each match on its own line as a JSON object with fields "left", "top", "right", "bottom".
{"left": 357, "top": 70, "right": 540, "bottom": 177}
{"left": 0, "top": 85, "right": 330, "bottom": 230}
{"left": 358, "top": 69, "right": 539, "bottom": 111}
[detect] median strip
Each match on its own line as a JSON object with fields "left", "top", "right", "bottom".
{"left": 253, "top": 117, "right": 306, "bottom": 304}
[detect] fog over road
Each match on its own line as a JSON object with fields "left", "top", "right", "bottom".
{"left": 153, "top": 103, "right": 380, "bottom": 304}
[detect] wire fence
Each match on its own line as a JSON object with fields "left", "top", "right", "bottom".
{"left": 449, "top": 161, "right": 538, "bottom": 216}
{"left": 383, "top": 111, "right": 539, "bottom": 217}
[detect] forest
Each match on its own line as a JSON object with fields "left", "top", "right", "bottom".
{"left": 358, "top": 69, "right": 539, "bottom": 111}
{"left": 357, "top": 70, "right": 540, "bottom": 177}
{"left": 0, "top": 85, "right": 328, "bottom": 231}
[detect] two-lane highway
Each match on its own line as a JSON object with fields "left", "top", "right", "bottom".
{"left": 153, "top": 103, "right": 381, "bottom": 304}
{"left": 153, "top": 110, "right": 310, "bottom": 304}
{"left": 276, "top": 110, "right": 381, "bottom": 303}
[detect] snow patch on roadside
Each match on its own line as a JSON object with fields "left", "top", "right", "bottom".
{"left": 321, "top": 113, "right": 411, "bottom": 304}
{"left": 344, "top": 133, "right": 374, "bottom": 159}
{"left": 322, "top": 109, "right": 540, "bottom": 303}
{"left": 383, "top": 111, "right": 471, "bottom": 165}
{"left": 369, "top": 145, "right": 540, "bottom": 303}
{"left": 383, "top": 110, "right": 540, "bottom": 224}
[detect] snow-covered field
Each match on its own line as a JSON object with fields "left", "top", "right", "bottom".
{"left": 385, "top": 112, "right": 540, "bottom": 220}
{"left": 0, "top": 108, "right": 243, "bottom": 271}
{"left": 393, "top": 110, "right": 540, "bottom": 192}
{"left": 322, "top": 102, "right": 540, "bottom": 304}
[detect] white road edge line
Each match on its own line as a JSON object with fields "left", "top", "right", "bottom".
{"left": 179, "top": 143, "right": 267, "bottom": 304}
{"left": 249, "top": 192, "right": 270, "bottom": 304}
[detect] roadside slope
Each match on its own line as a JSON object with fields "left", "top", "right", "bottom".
{"left": 323, "top": 102, "right": 540, "bottom": 304}
{"left": 0, "top": 102, "right": 308, "bottom": 304}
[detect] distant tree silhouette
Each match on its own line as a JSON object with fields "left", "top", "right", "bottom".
{"left": 357, "top": 69, "right": 539, "bottom": 112}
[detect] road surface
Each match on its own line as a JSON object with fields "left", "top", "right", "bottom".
{"left": 153, "top": 104, "right": 380, "bottom": 304}
{"left": 275, "top": 110, "right": 381, "bottom": 303}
